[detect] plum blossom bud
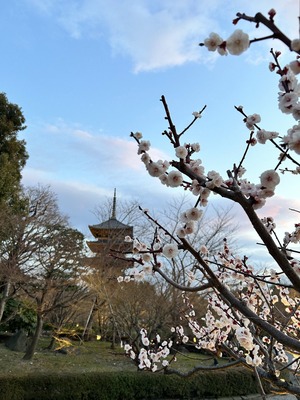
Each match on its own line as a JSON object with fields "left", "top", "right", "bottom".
{"left": 268, "top": 9, "right": 276, "bottom": 19}
{"left": 269, "top": 62, "right": 276, "bottom": 72}
{"left": 226, "top": 29, "right": 249, "bottom": 55}
{"left": 192, "top": 111, "right": 202, "bottom": 119}
{"left": 291, "top": 39, "right": 300, "bottom": 52}
{"left": 133, "top": 131, "right": 143, "bottom": 139}
{"left": 167, "top": 170, "right": 183, "bottom": 187}
{"left": 200, "top": 245, "right": 208, "bottom": 254}
{"left": 203, "top": 32, "right": 223, "bottom": 51}
{"left": 162, "top": 243, "right": 179, "bottom": 259}
{"left": 124, "top": 236, "right": 133, "bottom": 242}
{"left": 175, "top": 145, "right": 188, "bottom": 159}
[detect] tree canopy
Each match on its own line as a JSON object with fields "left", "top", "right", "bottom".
{"left": 0, "top": 92, "right": 28, "bottom": 207}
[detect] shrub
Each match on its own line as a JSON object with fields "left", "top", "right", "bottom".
{"left": 0, "top": 368, "right": 261, "bottom": 400}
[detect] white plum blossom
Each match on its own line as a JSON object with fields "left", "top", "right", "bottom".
{"left": 246, "top": 113, "right": 261, "bottom": 129}
{"left": 200, "top": 245, "right": 208, "bottom": 254}
{"left": 159, "top": 173, "right": 169, "bottom": 185}
{"left": 245, "top": 345, "right": 262, "bottom": 367}
{"left": 259, "top": 170, "right": 280, "bottom": 189}
{"left": 141, "top": 152, "right": 151, "bottom": 165}
{"left": 252, "top": 197, "right": 266, "bottom": 210}
{"left": 278, "top": 92, "right": 298, "bottom": 114}
{"left": 282, "top": 124, "right": 300, "bottom": 154}
{"left": 141, "top": 336, "right": 150, "bottom": 346}
{"left": 185, "top": 207, "right": 203, "bottom": 221}
{"left": 191, "top": 143, "right": 200, "bottom": 152}
{"left": 146, "top": 162, "right": 165, "bottom": 177}
{"left": 143, "top": 264, "right": 153, "bottom": 274}
{"left": 292, "top": 104, "right": 300, "bottom": 120}
{"left": 291, "top": 38, "right": 300, "bottom": 52}
{"left": 146, "top": 162, "right": 163, "bottom": 177}
{"left": 146, "top": 159, "right": 170, "bottom": 177}
{"left": 237, "top": 166, "right": 246, "bottom": 177}
{"left": 142, "top": 253, "right": 152, "bottom": 262}
{"left": 162, "top": 243, "right": 179, "bottom": 259}
{"left": 289, "top": 60, "right": 300, "bottom": 75}
{"left": 167, "top": 170, "right": 183, "bottom": 187}
{"left": 235, "top": 326, "right": 254, "bottom": 351}
{"left": 206, "top": 170, "right": 223, "bottom": 188}
{"left": 175, "top": 145, "right": 188, "bottom": 159}
{"left": 138, "top": 140, "right": 151, "bottom": 154}
{"left": 226, "top": 29, "right": 249, "bottom": 55}
{"left": 203, "top": 32, "right": 223, "bottom": 51}
{"left": 256, "top": 129, "right": 279, "bottom": 144}
{"left": 176, "top": 227, "right": 186, "bottom": 238}
{"left": 185, "top": 221, "right": 195, "bottom": 235}
{"left": 190, "top": 159, "right": 205, "bottom": 176}
{"left": 278, "top": 69, "right": 299, "bottom": 92}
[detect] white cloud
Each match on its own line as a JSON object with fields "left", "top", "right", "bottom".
{"left": 25, "top": 0, "right": 299, "bottom": 71}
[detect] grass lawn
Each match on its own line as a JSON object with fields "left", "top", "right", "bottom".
{"left": 0, "top": 336, "right": 222, "bottom": 378}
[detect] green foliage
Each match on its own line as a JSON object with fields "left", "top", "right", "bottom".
{"left": 0, "top": 369, "right": 260, "bottom": 400}
{"left": 1, "top": 298, "right": 36, "bottom": 334}
{"left": 0, "top": 92, "right": 28, "bottom": 207}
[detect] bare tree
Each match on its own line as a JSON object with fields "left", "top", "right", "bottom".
{"left": 0, "top": 185, "right": 66, "bottom": 322}
{"left": 22, "top": 224, "right": 88, "bottom": 360}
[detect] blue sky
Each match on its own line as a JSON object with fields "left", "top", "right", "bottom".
{"left": 1, "top": 0, "right": 299, "bottom": 259}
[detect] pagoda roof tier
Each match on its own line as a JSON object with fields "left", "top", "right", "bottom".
{"left": 89, "top": 217, "right": 132, "bottom": 238}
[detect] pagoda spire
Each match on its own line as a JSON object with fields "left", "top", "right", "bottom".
{"left": 111, "top": 188, "right": 117, "bottom": 219}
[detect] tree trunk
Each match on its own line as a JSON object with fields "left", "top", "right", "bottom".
{"left": 0, "top": 280, "right": 11, "bottom": 322}
{"left": 23, "top": 313, "right": 43, "bottom": 360}
{"left": 47, "top": 335, "right": 56, "bottom": 350}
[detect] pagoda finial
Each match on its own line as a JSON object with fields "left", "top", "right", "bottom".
{"left": 111, "top": 188, "right": 117, "bottom": 219}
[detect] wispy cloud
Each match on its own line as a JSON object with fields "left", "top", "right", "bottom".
{"left": 25, "top": 0, "right": 298, "bottom": 71}
{"left": 25, "top": 119, "right": 171, "bottom": 184}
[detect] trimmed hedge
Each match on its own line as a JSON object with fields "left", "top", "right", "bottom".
{"left": 0, "top": 368, "right": 260, "bottom": 400}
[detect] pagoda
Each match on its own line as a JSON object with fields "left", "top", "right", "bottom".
{"left": 86, "top": 189, "right": 133, "bottom": 275}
